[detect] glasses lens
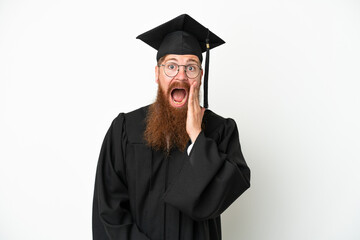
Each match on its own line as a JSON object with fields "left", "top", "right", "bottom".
{"left": 186, "top": 64, "right": 200, "bottom": 78}
{"left": 164, "top": 62, "right": 178, "bottom": 77}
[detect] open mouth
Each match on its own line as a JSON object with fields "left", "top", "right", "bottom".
{"left": 170, "top": 88, "right": 188, "bottom": 107}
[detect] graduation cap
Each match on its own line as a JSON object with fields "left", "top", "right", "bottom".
{"left": 136, "top": 14, "right": 225, "bottom": 109}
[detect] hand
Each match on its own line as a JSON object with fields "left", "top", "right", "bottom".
{"left": 186, "top": 80, "right": 205, "bottom": 143}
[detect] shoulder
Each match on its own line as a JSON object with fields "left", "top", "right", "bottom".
{"left": 112, "top": 105, "right": 149, "bottom": 124}
{"left": 124, "top": 105, "right": 149, "bottom": 122}
{"left": 203, "top": 109, "right": 237, "bottom": 139}
{"left": 112, "top": 105, "right": 149, "bottom": 144}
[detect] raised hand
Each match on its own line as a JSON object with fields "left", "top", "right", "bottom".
{"left": 186, "top": 80, "right": 205, "bottom": 143}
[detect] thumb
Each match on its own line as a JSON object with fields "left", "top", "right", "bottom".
{"left": 201, "top": 107, "right": 205, "bottom": 117}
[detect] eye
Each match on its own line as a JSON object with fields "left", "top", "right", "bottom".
{"left": 166, "top": 63, "right": 177, "bottom": 70}
{"left": 187, "top": 65, "right": 197, "bottom": 72}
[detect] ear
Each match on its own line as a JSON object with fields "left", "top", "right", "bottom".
{"left": 199, "top": 69, "right": 204, "bottom": 85}
{"left": 155, "top": 65, "right": 159, "bottom": 84}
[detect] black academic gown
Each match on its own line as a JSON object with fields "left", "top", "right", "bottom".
{"left": 92, "top": 106, "right": 250, "bottom": 240}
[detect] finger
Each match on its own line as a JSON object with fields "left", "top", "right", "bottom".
{"left": 190, "top": 81, "right": 197, "bottom": 106}
{"left": 194, "top": 81, "right": 201, "bottom": 109}
{"left": 193, "top": 81, "right": 199, "bottom": 105}
{"left": 195, "top": 81, "right": 200, "bottom": 102}
{"left": 188, "top": 81, "right": 195, "bottom": 108}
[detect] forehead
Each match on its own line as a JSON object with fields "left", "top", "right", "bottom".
{"left": 164, "top": 54, "right": 200, "bottom": 64}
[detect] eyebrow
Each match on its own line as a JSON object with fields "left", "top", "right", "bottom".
{"left": 186, "top": 59, "right": 199, "bottom": 64}
{"left": 165, "top": 58, "right": 179, "bottom": 62}
{"left": 164, "top": 58, "right": 200, "bottom": 65}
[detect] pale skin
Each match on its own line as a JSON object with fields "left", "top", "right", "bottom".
{"left": 155, "top": 54, "right": 206, "bottom": 143}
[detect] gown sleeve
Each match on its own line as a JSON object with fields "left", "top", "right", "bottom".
{"left": 163, "top": 118, "right": 251, "bottom": 221}
{"left": 92, "top": 114, "right": 150, "bottom": 240}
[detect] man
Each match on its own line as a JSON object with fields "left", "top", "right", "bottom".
{"left": 93, "top": 14, "right": 250, "bottom": 240}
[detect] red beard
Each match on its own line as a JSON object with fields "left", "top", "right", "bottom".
{"left": 144, "top": 82, "right": 190, "bottom": 153}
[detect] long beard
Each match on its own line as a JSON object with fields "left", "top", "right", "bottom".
{"left": 144, "top": 83, "right": 190, "bottom": 153}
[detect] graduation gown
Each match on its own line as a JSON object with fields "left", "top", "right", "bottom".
{"left": 92, "top": 106, "right": 250, "bottom": 240}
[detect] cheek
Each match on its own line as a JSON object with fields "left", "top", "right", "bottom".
{"left": 158, "top": 77, "right": 170, "bottom": 93}
{"left": 189, "top": 77, "right": 201, "bottom": 86}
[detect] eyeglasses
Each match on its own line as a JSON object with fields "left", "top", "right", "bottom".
{"left": 159, "top": 62, "right": 202, "bottom": 79}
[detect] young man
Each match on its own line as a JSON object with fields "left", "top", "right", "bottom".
{"left": 93, "top": 14, "right": 250, "bottom": 240}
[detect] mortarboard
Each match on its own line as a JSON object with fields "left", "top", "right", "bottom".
{"left": 136, "top": 14, "right": 225, "bottom": 109}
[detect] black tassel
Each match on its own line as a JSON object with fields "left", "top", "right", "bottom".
{"left": 204, "top": 30, "right": 210, "bottom": 109}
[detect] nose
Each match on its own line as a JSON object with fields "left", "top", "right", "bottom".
{"left": 176, "top": 66, "right": 187, "bottom": 80}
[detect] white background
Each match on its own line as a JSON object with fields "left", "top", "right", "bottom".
{"left": 1, "top": 0, "right": 359, "bottom": 239}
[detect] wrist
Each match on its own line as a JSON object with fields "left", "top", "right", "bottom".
{"left": 189, "top": 129, "right": 201, "bottom": 143}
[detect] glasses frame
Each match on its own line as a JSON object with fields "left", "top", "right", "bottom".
{"left": 159, "top": 62, "right": 202, "bottom": 79}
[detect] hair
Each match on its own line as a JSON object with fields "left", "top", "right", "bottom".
{"left": 157, "top": 55, "right": 166, "bottom": 66}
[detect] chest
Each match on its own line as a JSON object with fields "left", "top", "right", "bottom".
{"left": 124, "top": 143, "right": 187, "bottom": 199}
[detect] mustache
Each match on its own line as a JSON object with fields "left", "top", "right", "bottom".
{"left": 167, "top": 81, "right": 190, "bottom": 95}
